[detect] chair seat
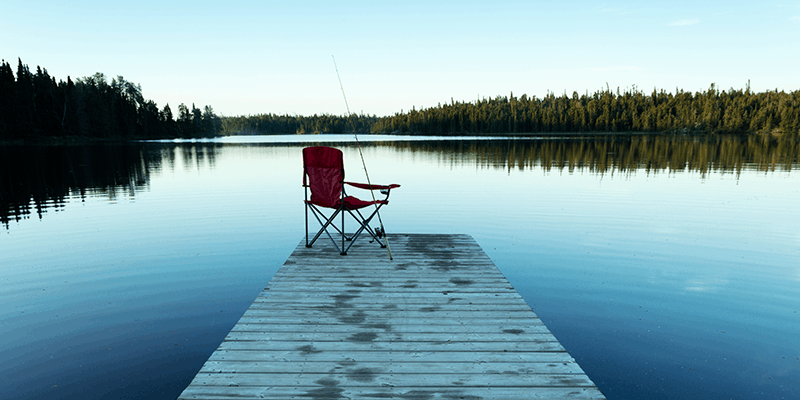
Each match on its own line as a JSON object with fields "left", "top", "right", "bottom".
{"left": 306, "top": 196, "right": 388, "bottom": 211}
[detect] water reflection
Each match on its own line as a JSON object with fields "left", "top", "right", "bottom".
{"left": 385, "top": 134, "right": 799, "bottom": 175}
{"left": 2, "top": 135, "right": 797, "bottom": 229}
{"left": 1, "top": 144, "right": 148, "bottom": 228}
{"left": 0, "top": 143, "right": 220, "bottom": 228}
{"left": 2, "top": 134, "right": 798, "bottom": 400}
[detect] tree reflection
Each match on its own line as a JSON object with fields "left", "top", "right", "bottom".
{"left": 0, "top": 143, "right": 220, "bottom": 229}
{"left": 384, "top": 134, "right": 799, "bottom": 177}
{"left": 2, "top": 135, "right": 797, "bottom": 229}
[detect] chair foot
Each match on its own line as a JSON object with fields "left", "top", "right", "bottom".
{"left": 305, "top": 244, "right": 313, "bottom": 248}
{"left": 340, "top": 252, "right": 347, "bottom": 256}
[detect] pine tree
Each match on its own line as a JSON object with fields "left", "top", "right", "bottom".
{"left": 0, "top": 60, "right": 16, "bottom": 139}
{"left": 15, "top": 59, "right": 38, "bottom": 138}
{"left": 177, "top": 103, "right": 191, "bottom": 137}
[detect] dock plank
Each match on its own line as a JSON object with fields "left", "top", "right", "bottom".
{"left": 206, "top": 350, "right": 578, "bottom": 364}
{"left": 178, "top": 234, "right": 605, "bottom": 399}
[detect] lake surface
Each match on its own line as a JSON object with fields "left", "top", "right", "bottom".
{"left": 1, "top": 134, "right": 799, "bottom": 400}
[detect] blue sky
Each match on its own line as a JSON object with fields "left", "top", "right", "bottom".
{"left": 3, "top": 1, "right": 799, "bottom": 117}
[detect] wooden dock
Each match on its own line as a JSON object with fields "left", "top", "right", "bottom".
{"left": 178, "top": 234, "right": 605, "bottom": 399}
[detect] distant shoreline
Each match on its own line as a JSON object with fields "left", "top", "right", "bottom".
{"left": 4, "top": 130, "right": 794, "bottom": 146}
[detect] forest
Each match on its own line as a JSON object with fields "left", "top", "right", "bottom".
{"left": 224, "top": 84, "right": 800, "bottom": 137}
{"left": 221, "top": 112, "right": 378, "bottom": 136}
{"left": 0, "top": 59, "right": 221, "bottom": 141}
{"left": 371, "top": 85, "right": 800, "bottom": 136}
{"left": 2, "top": 58, "right": 799, "bottom": 141}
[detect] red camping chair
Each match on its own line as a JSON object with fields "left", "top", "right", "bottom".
{"left": 303, "top": 146, "right": 400, "bottom": 255}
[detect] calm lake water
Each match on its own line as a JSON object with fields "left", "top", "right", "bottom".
{"left": 1, "top": 134, "right": 799, "bottom": 400}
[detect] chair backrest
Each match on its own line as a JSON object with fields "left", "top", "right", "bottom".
{"left": 303, "top": 146, "right": 344, "bottom": 208}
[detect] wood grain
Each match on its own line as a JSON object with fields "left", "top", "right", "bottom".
{"left": 178, "top": 234, "right": 605, "bottom": 399}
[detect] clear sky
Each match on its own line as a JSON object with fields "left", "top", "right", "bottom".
{"left": 3, "top": 1, "right": 799, "bottom": 117}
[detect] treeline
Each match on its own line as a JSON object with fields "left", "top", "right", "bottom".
{"left": 372, "top": 84, "right": 800, "bottom": 136}
{"left": 0, "top": 59, "right": 221, "bottom": 141}
{"left": 221, "top": 113, "right": 378, "bottom": 135}
{"left": 4, "top": 57, "right": 799, "bottom": 140}
{"left": 221, "top": 84, "right": 800, "bottom": 138}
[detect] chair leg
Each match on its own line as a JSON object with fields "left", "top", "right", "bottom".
{"left": 307, "top": 204, "right": 345, "bottom": 254}
{"left": 341, "top": 205, "right": 346, "bottom": 255}
{"left": 306, "top": 202, "right": 389, "bottom": 255}
{"left": 342, "top": 206, "right": 386, "bottom": 254}
{"left": 305, "top": 202, "right": 310, "bottom": 247}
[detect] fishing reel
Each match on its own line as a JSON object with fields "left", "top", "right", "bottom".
{"left": 369, "top": 226, "right": 384, "bottom": 243}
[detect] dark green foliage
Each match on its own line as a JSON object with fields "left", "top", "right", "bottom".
{"left": 0, "top": 59, "right": 221, "bottom": 141}
{"left": 5, "top": 58, "right": 796, "bottom": 140}
{"left": 371, "top": 85, "right": 800, "bottom": 138}
{"left": 221, "top": 112, "right": 378, "bottom": 135}
{"left": 0, "top": 61, "right": 15, "bottom": 135}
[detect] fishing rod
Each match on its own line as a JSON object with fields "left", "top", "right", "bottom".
{"left": 332, "top": 55, "right": 394, "bottom": 260}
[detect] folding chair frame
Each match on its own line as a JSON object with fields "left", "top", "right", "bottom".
{"left": 304, "top": 185, "right": 392, "bottom": 255}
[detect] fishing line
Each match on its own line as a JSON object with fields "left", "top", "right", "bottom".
{"left": 332, "top": 55, "right": 393, "bottom": 260}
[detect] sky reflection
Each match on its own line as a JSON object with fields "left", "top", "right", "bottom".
{"left": 1, "top": 135, "right": 799, "bottom": 400}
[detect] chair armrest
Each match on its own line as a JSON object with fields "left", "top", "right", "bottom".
{"left": 344, "top": 182, "right": 400, "bottom": 190}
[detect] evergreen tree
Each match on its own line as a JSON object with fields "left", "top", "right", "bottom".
{"left": 202, "top": 105, "right": 221, "bottom": 136}
{"left": 191, "top": 104, "right": 203, "bottom": 137}
{"left": 177, "top": 103, "right": 191, "bottom": 137}
{"left": 0, "top": 60, "right": 16, "bottom": 139}
{"left": 14, "top": 59, "right": 38, "bottom": 138}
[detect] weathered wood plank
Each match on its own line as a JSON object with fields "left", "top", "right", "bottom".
{"left": 267, "top": 276, "right": 511, "bottom": 284}
{"left": 207, "top": 350, "right": 577, "bottom": 363}
{"left": 240, "top": 309, "right": 541, "bottom": 319}
{"left": 261, "top": 287, "right": 519, "bottom": 294}
{"left": 185, "top": 372, "right": 598, "bottom": 387}
{"left": 222, "top": 331, "right": 559, "bottom": 342}
{"left": 234, "top": 317, "right": 543, "bottom": 327}
{"left": 269, "top": 275, "right": 507, "bottom": 282}
{"left": 229, "top": 322, "right": 552, "bottom": 334}
{"left": 178, "top": 234, "right": 605, "bottom": 400}
{"left": 248, "top": 302, "right": 534, "bottom": 311}
{"left": 178, "top": 386, "right": 605, "bottom": 400}
{"left": 257, "top": 292, "right": 525, "bottom": 300}
{"left": 216, "top": 340, "right": 567, "bottom": 352}
{"left": 198, "top": 360, "right": 587, "bottom": 374}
